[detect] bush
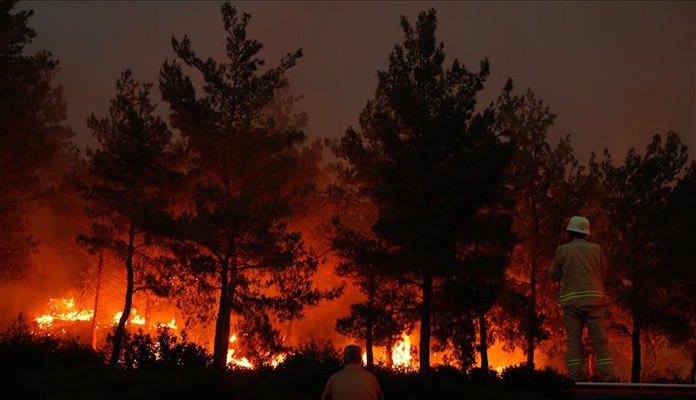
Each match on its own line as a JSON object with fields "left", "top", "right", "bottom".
{"left": 0, "top": 313, "right": 103, "bottom": 374}
{"left": 273, "top": 339, "right": 342, "bottom": 399}
{"left": 114, "top": 327, "right": 212, "bottom": 370}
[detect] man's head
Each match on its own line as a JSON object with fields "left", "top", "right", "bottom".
{"left": 343, "top": 344, "right": 362, "bottom": 365}
{"left": 566, "top": 215, "right": 590, "bottom": 238}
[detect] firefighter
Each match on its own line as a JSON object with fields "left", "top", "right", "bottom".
{"left": 549, "top": 216, "right": 616, "bottom": 382}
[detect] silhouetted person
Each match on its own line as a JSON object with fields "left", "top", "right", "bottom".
{"left": 321, "top": 344, "right": 385, "bottom": 400}
{"left": 549, "top": 216, "right": 616, "bottom": 382}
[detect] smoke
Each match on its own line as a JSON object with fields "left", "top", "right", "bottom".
{"left": 0, "top": 204, "right": 90, "bottom": 331}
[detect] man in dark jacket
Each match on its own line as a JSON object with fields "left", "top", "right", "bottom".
{"left": 549, "top": 216, "right": 616, "bottom": 382}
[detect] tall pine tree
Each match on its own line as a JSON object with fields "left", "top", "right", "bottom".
{"left": 332, "top": 9, "right": 512, "bottom": 372}
{"left": 600, "top": 132, "right": 690, "bottom": 382}
{"left": 0, "top": 0, "right": 72, "bottom": 279}
{"left": 159, "top": 2, "right": 339, "bottom": 369}
{"left": 80, "top": 70, "right": 179, "bottom": 367}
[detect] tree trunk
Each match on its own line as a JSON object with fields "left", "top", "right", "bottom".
{"left": 365, "top": 326, "right": 374, "bottom": 370}
{"left": 385, "top": 339, "right": 394, "bottom": 369}
{"left": 366, "top": 291, "right": 375, "bottom": 370}
{"left": 90, "top": 251, "right": 104, "bottom": 351}
{"left": 419, "top": 272, "right": 432, "bottom": 374}
{"left": 527, "top": 199, "right": 541, "bottom": 369}
{"left": 631, "top": 317, "right": 642, "bottom": 383}
{"left": 213, "top": 260, "right": 232, "bottom": 370}
{"left": 527, "top": 252, "right": 537, "bottom": 368}
{"left": 109, "top": 225, "right": 135, "bottom": 368}
{"left": 478, "top": 311, "right": 489, "bottom": 371}
{"left": 365, "top": 269, "right": 377, "bottom": 371}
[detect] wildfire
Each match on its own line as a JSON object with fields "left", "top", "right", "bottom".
{"left": 33, "top": 294, "right": 183, "bottom": 334}
{"left": 34, "top": 298, "right": 94, "bottom": 329}
{"left": 113, "top": 309, "right": 146, "bottom": 325}
{"left": 227, "top": 333, "right": 254, "bottom": 369}
{"left": 111, "top": 309, "right": 177, "bottom": 330}
{"left": 157, "top": 318, "right": 178, "bottom": 330}
{"left": 392, "top": 332, "right": 412, "bottom": 368}
{"left": 224, "top": 333, "right": 286, "bottom": 369}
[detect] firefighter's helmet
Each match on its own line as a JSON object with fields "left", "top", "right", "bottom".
{"left": 566, "top": 216, "right": 590, "bottom": 235}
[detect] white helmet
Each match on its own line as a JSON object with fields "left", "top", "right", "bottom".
{"left": 566, "top": 216, "right": 590, "bottom": 235}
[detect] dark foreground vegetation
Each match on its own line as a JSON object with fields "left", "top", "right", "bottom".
{"left": 2, "top": 0, "right": 694, "bottom": 387}
{"left": 0, "top": 325, "right": 573, "bottom": 400}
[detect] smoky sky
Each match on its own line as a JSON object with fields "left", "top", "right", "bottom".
{"left": 19, "top": 1, "right": 696, "bottom": 163}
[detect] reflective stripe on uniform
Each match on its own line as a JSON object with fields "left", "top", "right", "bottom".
{"left": 558, "top": 290, "right": 604, "bottom": 303}
{"left": 566, "top": 358, "right": 583, "bottom": 366}
{"left": 595, "top": 358, "right": 613, "bottom": 366}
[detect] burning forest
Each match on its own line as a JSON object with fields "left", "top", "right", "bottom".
{"left": 1, "top": 1, "right": 695, "bottom": 399}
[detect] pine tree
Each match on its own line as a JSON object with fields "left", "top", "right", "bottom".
{"left": 332, "top": 9, "right": 512, "bottom": 372}
{"left": 159, "top": 2, "right": 339, "bottom": 369}
{"left": 80, "top": 70, "right": 179, "bottom": 367}
{"left": 0, "top": 0, "right": 72, "bottom": 278}
{"left": 600, "top": 131, "right": 690, "bottom": 382}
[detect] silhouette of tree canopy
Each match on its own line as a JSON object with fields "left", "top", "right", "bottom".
{"left": 600, "top": 131, "right": 690, "bottom": 382}
{"left": 331, "top": 219, "right": 415, "bottom": 370}
{"left": 0, "top": 0, "right": 73, "bottom": 279}
{"left": 493, "top": 83, "right": 583, "bottom": 368}
{"left": 159, "top": 2, "right": 340, "bottom": 370}
{"left": 656, "top": 160, "right": 696, "bottom": 383}
{"left": 332, "top": 8, "right": 513, "bottom": 373}
{"left": 79, "top": 69, "right": 180, "bottom": 367}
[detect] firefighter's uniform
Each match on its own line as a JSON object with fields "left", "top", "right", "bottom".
{"left": 549, "top": 217, "right": 616, "bottom": 382}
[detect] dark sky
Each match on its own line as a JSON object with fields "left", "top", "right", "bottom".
{"left": 20, "top": 1, "right": 696, "bottom": 163}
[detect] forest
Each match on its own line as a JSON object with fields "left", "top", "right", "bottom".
{"left": 1, "top": 1, "right": 694, "bottom": 397}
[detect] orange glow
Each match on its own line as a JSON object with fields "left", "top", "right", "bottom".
{"left": 34, "top": 298, "right": 94, "bottom": 329}
{"left": 158, "top": 318, "right": 178, "bottom": 330}
{"left": 226, "top": 333, "right": 254, "bottom": 369}
{"left": 113, "top": 309, "right": 145, "bottom": 325}
{"left": 479, "top": 341, "right": 527, "bottom": 373}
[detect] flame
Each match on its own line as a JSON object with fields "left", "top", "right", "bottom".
{"left": 270, "top": 353, "right": 286, "bottom": 368}
{"left": 159, "top": 318, "right": 178, "bottom": 330}
{"left": 34, "top": 297, "right": 179, "bottom": 336}
{"left": 226, "top": 333, "right": 254, "bottom": 369}
{"left": 392, "top": 332, "right": 412, "bottom": 368}
{"left": 112, "top": 309, "right": 146, "bottom": 326}
{"left": 226, "top": 348, "right": 254, "bottom": 369}
{"left": 34, "top": 298, "right": 94, "bottom": 329}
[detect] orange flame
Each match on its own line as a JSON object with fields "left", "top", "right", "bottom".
{"left": 34, "top": 298, "right": 94, "bottom": 329}
{"left": 226, "top": 334, "right": 254, "bottom": 369}
{"left": 113, "top": 309, "right": 146, "bottom": 325}
{"left": 392, "top": 332, "right": 412, "bottom": 368}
